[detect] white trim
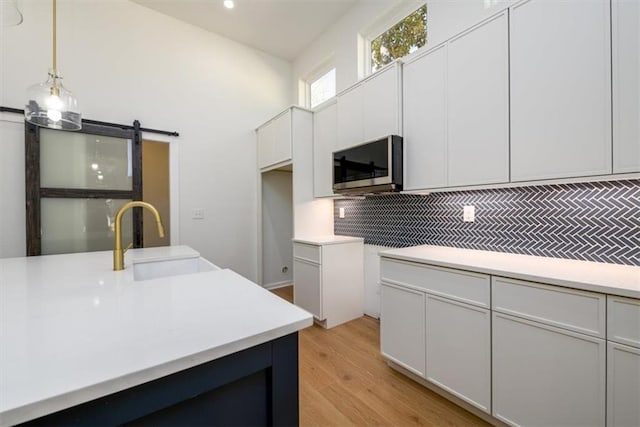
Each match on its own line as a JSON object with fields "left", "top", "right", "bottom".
{"left": 0, "top": 111, "right": 24, "bottom": 123}
{"left": 401, "top": 173, "right": 640, "bottom": 195}
{"left": 263, "top": 281, "right": 293, "bottom": 290}
{"left": 360, "top": 0, "right": 427, "bottom": 78}
{"left": 302, "top": 55, "right": 336, "bottom": 109}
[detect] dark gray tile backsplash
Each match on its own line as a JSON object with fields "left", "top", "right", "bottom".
{"left": 334, "top": 179, "right": 640, "bottom": 266}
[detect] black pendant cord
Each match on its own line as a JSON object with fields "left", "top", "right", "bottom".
{"left": 0, "top": 106, "right": 180, "bottom": 137}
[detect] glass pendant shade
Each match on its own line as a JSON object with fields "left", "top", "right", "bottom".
{"left": 25, "top": 68, "right": 81, "bottom": 131}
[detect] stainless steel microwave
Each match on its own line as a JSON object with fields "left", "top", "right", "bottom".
{"left": 333, "top": 135, "right": 403, "bottom": 194}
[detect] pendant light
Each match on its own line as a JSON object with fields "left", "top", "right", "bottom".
{"left": 25, "top": 0, "right": 81, "bottom": 130}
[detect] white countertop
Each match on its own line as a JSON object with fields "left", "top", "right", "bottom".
{"left": 0, "top": 247, "right": 312, "bottom": 426}
{"left": 293, "top": 235, "right": 364, "bottom": 245}
{"left": 379, "top": 245, "right": 640, "bottom": 299}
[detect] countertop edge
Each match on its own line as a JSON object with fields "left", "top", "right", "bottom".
{"left": 1, "top": 317, "right": 313, "bottom": 427}
{"left": 293, "top": 236, "right": 365, "bottom": 246}
{"left": 379, "top": 250, "right": 640, "bottom": 299}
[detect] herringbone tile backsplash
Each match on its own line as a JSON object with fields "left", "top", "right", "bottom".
{"left": 334, "top": 179, "right": 640, "bottom": 266}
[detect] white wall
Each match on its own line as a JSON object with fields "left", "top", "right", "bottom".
{"left": 293, "top": 0, "right": 515, "bottom": 99}
{"left": 261, "top": 169, "right": 293, "bottom": 287}
{"left": 0, "top": 0, "right": 293, "bottom": 281}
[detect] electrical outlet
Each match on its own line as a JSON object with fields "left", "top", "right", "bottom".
{"left": 339, "top": 207, "right": 345, "bottom": 218}
{"left": 463, "top": 205, "right": 475, "bottom": 222}
{"left": 192, "top": 208, "right": 204, "bottom": 220}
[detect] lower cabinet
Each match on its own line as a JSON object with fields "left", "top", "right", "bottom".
{"left": 607, "top": 342, "right": 640, "bottom": 427}
{"left": 380, "top": 259, "right": 491, "bottom": 414}
{"left": 380, "top": 283, "right": 425, "bottom": 377}
{"left": 425, "top": 294, "right": 491, "bottom": 413}
{"left": 293, "top": 239, "right": 364, "bottom": 329}
{"left": 492, "top": 312, "right": 606, "bottom": 427}
{"left": 292, "top": 258, "right": 322, "bottom": 319}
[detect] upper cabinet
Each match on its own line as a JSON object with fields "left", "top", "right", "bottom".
{"left": 612, "top": 0, "right": 640, "bottom": 174}
{"left": 403, "top": 45, "right": 447, "bottom": 190}
{"left": 336, "top": 84, "right": 364, "bottom": 151}
{"left": 362, "top": 63, "right": 402, "bottom": 142}
{"left": 336, "top": 62, "right": 402, "bottom": 151}
{"left": 403, "top": 13, "right": 508, "bottom": 190}
{"left": 447, "top": 12, "right": 509, "bottom": 187}
{"left": 313, "top": 101, "right": 337, "bottom": 198}
{"left": 510, "top": 0, "right": 612, "bottom": 181}
{"left": 257, "top": 109, "right": 293, "bottom": 170}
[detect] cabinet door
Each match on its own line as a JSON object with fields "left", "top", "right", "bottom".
{"left": 510, "top": 0, "right": 611, "bottom": 181}
{"left": 313, "top": 103, "right": 337, "bottom": 197}
{"left": 492, "top": 312, "right": 606, "bottom": 427}
{"left": 257, "top": 120, "right": 276, "bottom": 169}
{"left": 425, "top": 294, "right": 491, "bottom": 413}
{"left": 293, "top": 258, "right": 322, "bottom": 320}
{"left": 403, "top": 45, "right": 447, "bottom": 190}
{"left": 257, "top": 110, "right": 292, "bottom": 170}
{"left": 613, "top": 0, "right": 640, "bottom": 173}
{"left": 363, "top": 64, "right": 401, "bottom": 141}
{"left": 607, "top": 342, "right": 640, "bottom": 427}
{"left": 270, "top": 110, "right": 292, "bottom": 166}
{"left": 336, "top": 85, "right": 364, "bottom": 150}
{"left": 447, "top": 12, "right": 509, "bottom": 187}
{"left": 380, "top": 283, "right": 425, "bottom": 377}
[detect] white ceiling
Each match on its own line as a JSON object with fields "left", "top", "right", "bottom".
{"left": 131, "top": 0, "right": 359, "bottom": 61}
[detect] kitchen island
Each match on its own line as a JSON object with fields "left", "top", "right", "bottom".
{"left": 0, "top": 246, "right": 313, "bottom": 426}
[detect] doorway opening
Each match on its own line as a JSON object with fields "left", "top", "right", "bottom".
{"left": 261, "top": 165, "right": 293, "bottom": 288}
{"left": 142, "top": 140, "right": 170, "bottom": 247}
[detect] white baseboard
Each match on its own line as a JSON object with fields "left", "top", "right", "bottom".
{"left": 263, "top": 281, "right": 292, "bottom": 290}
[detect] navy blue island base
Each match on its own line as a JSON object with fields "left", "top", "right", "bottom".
{"left": 20, "top": 333, "right": 299, "bottom": 426}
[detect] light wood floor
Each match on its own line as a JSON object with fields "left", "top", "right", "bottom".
{"left": 271, "top": 286, "right": 489, "bottom": 427}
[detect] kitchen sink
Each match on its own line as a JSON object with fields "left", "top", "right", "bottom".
{"left": 133, "top": 256, "right": 220, "bottom": 281}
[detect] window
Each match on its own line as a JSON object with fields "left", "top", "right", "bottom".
{"left": 309, "top": 67, "right": 336, "bottom": 108}
{"left": 370, "top": 4, "right": 427, "bottom": 73}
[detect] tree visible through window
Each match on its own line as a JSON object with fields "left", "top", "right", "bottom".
{"left": 371, "top": 4, "right": 427, "bottom": 72}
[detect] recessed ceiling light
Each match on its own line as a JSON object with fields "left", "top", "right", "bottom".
{"left": 223, "top": 0, "right": 234, "bottom": 9}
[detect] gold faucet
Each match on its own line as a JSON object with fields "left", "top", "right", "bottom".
{"left": 113, "top": 201, "right": 165, "bottom": 271}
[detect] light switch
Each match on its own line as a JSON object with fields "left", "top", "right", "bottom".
{"left": 339, "top": 207, "right": 345, "bottom": 218}
{"left": 192, "top": 208, "right": 204, "bottom": 220}
{"left": 463, "top": 205, "right": 475, "bottom": 222}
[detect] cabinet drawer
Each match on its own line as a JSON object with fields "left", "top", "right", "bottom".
{"left": 380, "top": 258, "right": 490, "bottom": 307}
{"left": 293, "top": 243, "right": 321, "bottom": 264}
{"left": 492, "top": 277, "right": 606, "bottom": 338}
{"left": 608, "top": 295, "right": 640, "bottom": 348}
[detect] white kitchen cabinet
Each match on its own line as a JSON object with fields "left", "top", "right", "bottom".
{"left": 336, "top": 84, "right": 363, "bottom": 151}
{"left": 293, "top": 238, "right": 364, "bottom": 329}
{"left": 312, "top": 101, "right": 337, "bottom": 198}
{"left": 403, "top": 44, "right": 447, "bottom": 190}
{"left": 425, "top": 294, "right": 491, "bottom": 413}
{"left": 447, "top": 12, "right": 509, "bottom": 186}
{"left": 492, "top": 312, "right": 606, "bottom": 427}
{"left": 362, "top": 62, "right": 402, "bottom": 142}
{"left": 612, "top": 0, "right": 640, "bottom": 173}
{"left": 380, "top": 282, "right": 426, "bottom": 377}
{"left": 607, "top": 342, "right": 640, "bottom": 427}
{"left": 510, "top": 0, "right": 611, "bottom": 181}
{"left": 293, "top": 258, "right": 322, "bottom": 319}
{"left": 607, "top": 295, "right": 640, "bottom": 426}
{"left": 257, "top": 109, "right": 292, "bottom": 170}
{"left": 336, "top": 62, "right": 402, "bottom": 151}
{"left": 380, "top": 258, "right": 491, "bottom": 410}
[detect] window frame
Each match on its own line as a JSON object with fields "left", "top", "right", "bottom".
{"left": 301, "top": 56, "right": 336, "bottom": 109}
{"left": 360, "top": 1, "right": 428, "bottom": 78}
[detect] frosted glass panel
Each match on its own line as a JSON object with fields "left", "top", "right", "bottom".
{"left": 41, "top": 199, "right": 133, "bottom": 255}
{"left": 40, "top": 129, "right": 132, "bottom": 190}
